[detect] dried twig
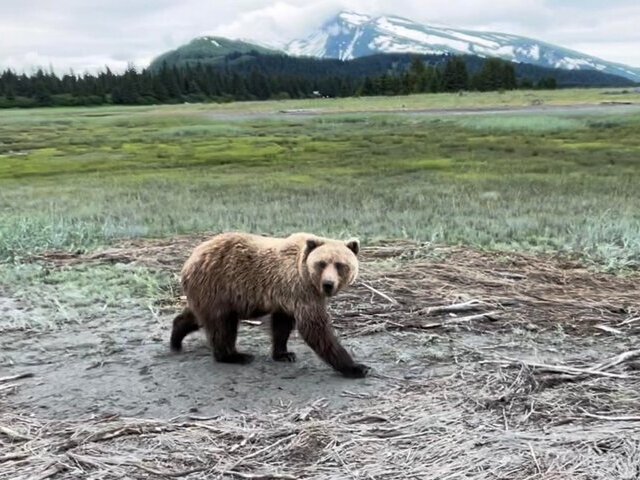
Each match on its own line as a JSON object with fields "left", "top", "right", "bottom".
{"left": 581, "top": 412, "right": 640, "bottom": 422}
{"left": 359, "top": 281, "right": 399, "bottom": 305}
{"left": 619, "top": 316, "right": 640, "bottom": 326}
{"left": 32, "top": 463, "right": 67, "bottom": 480}
{"left": 223, "top": 471, "right": 297, "bottom": 480}
{"left": 0, "top": 425, "right": 33, "bottom": 441}
{"left": 416, "top": 299, "right": 489, "bottom": 316}
{"left": 402, "top": 310, "right": 502, "bottom": 330}
{"left": 593, "top": 324, "right": 623, "bottom": 335}
{"left": 592, "top": 349, "right": 640, "bottom": 372}
{"left": 0, "top": 373, "right": 34, "bottom": 383}
{"left": 487, "top": 358, "right": 630, "bottom": 379}
{"left": 528, "top": 443, "right": 542, "bottom": 475}
{"left": 0, "top": 453, "right": 29, "bottom": 463}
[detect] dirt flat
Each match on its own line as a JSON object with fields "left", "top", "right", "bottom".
{"left": 2, "top": 313, "right": 437, "bottom": 419}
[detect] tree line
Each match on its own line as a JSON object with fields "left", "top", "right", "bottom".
{"left": 0, "top": 55, "right": 559, "bottom": 109}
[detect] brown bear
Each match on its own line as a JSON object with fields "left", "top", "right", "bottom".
{"left": 170, "top": 231, "right": 370, "bottom": 378}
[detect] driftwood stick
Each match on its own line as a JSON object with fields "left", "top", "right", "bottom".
{"left": 360, "top": 282, "right": 399, "bottom": 305}
{"left": 224, "top": 471, "right": 297, "bottom": 480}
{"left": 581, "top": 412, "right": 640, "bottom": 422}
{"left": 0, "top": 425, "right": 33, "bottom": 441}
{"left": 592, "top": 349, "right": 640, "bottom": 372}
{"left": 619, "top": 316, "right": 640, "bottom": 326}
{"left": 0, "top": 373, "right": 34, "bottom": 383}
{"left": 417, "top": 300, "right": 488, "bottom": 316}
{"left": 0, "top": 453, "right": 29, "bottom": 463}
{"left": 528, "top": 443, "right": 542, "bottom": 474}
{"left": 407, "top": 310, "right": 502, "bottom": 330}
{"left": 448, "top": 311, "right": 502, "bottom": 324}
{"left": 487, "top": 358, "right": 630, "bottom": 379}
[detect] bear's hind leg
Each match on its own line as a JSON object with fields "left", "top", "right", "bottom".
{"left": 271, "top": 311, "right": 296, "bottom": 362}
{"left": 205, "top": 310, "right": 254, "bottom": 365}
{"left": 170, "top": 308, "right": 200, "bottom": 352}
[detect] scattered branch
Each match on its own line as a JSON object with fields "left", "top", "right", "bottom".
{"left": 223, "top": 471, "right": 297, "bottom": 480}
{"left": 0, "top": 373, "right": 34, "bottom": 383}
{"left": 581, "top": 412, "right": 640, "bottom": 422}
{"left": 359, "top": 281, "right": 399, "bottom": 305}
{"left": 0, "top": 425, "right": 33, "bottom": 441}
{"left": 416, "top": 299, "right": 489, "bottom": 316}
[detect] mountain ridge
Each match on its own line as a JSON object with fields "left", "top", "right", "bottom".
{"left": 145, "top": 12, "right": 638, "bottom": 87}
{"left": 285, "top": 11, "right": 640, "bottom": 82}
{"left": 146, "top": 39, "right": 635, "bottom": 90}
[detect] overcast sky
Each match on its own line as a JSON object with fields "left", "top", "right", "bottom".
{"left": 2, "top": 0, "right": 639, "bottom": 74}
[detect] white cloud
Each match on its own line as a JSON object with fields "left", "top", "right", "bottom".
{"left": 1, "top": 0, "right": 639, "bottom": 73}
{"left": 212, "top": 1, "right": 343, "bottom": 46}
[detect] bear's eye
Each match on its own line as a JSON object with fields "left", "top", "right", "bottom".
{"left": 335, "top": 262, "right": 349, "bottom": 274}
{"left": 317, "top": 261, "right": 327, "bottom": 270}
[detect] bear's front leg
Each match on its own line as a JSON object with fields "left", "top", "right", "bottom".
{"left": 295, "top": 305, "right": 370, "bottom": 378}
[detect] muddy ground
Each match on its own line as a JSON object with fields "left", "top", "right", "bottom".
{"left": 1, "top": 237, "right": 639, "bottom": 479}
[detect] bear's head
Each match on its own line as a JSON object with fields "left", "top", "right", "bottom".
{"left": 303, "top": 237, "right": 360, "bottom": 298}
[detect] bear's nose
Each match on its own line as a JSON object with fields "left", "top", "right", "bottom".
{"left": 322, "top": 281, "right": 335, "bottom": 295}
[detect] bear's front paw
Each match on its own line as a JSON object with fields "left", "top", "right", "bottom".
{"left": 273, "top": 351, "right": 297, "bottom": 362}
{"left": 341, "top": 363, "right": 371, "bottom": 379}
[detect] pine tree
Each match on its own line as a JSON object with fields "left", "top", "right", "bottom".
{"left": 519, "top": 78, "right": 534, "bottom": 89}
{"left": 429, "top": 69, "right": 443, "bottom": 93}
{"left": 408, "top": 56, "right": 428, "bottom": 93}
{"left": 113, "top": 65, "right": 140, "bottom": 104}
{"left": 360, "top": 77, "right": 375, "bottom": 96}
{"left": 537, "top": 77, "right": 557, "bottom": 90}
{"left": 152, "top": 75, "right": 169, "bottom": 101}
{"left": 248, "top": 69, "right": 270, "bottom": 99}
{"left": 33, "top": 79, "right": 52, "bottom": 105}
{"left": 442, "top": 56, "right": 469, "bottom": 92}
{"left": 502, "top": 62, "right": 517, "bottom": 90}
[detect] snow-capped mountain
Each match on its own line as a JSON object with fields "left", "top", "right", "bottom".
{"left": 286, "top": 11, "right": 640, "bottom": 82}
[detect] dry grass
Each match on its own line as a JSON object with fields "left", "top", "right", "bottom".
{"left": 30, "top": 235, "right": 637, "bottom": 334}
{"left": 2, "top": 354, "right": 640, "bottom": 479}
{"left": 3, "top": 238, "right": 640, "bottom": 479}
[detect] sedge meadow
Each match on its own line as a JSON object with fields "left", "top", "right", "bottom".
{"left": 1, "top": 88, "right": 639, "bottom": 269}
{"left": 1, "top": 89, "right": 640, "bottom": 479}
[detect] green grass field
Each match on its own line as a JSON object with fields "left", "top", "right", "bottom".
{"left": 1, "top": 88, "right": 639, "bottom": 270}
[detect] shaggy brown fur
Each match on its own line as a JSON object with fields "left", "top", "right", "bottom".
{"left": 170, "top": 231, "right": 369, "bottom": 378}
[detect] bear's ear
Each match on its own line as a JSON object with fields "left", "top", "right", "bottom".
{"left": 306, "top": 238, "right": 321, "bottom": 253}
{"left": 345, "top": 238, "right": 360, "bottom": 256}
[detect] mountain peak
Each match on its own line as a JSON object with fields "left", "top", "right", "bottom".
{"left": 149, "top": 36, "right": 278, "bottom": 70}
{"left": 334, "top": 11, "right": 372, "bottom": 26}
{"left": 286, "top": 11, "right": 640, "bottom": 81}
